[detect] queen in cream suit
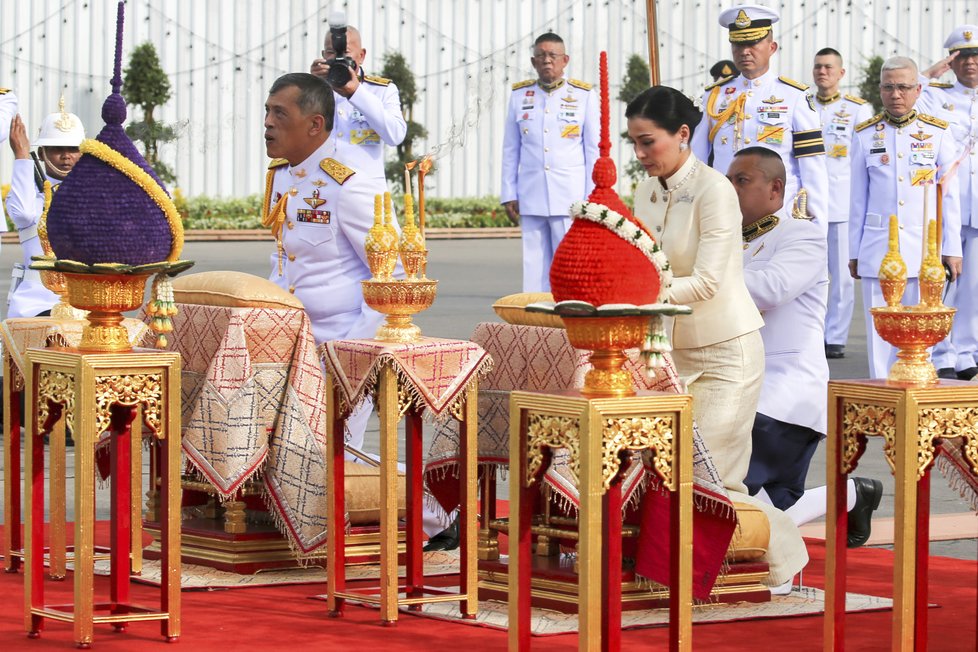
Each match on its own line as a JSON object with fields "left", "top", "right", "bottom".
{"left": 627, "top": 86, "right": 806, "bottom": 590}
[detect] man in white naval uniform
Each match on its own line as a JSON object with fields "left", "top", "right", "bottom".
{"left": 730, "top": 147, "right": 882, "bottom": 548}
{"left": 692, "top": 4, "right": 829, "bottom": 230}
{"left": 310, "top": 24, "right": 406, "bottom": 190}
{"left": 500, "top": 32, "right": 599, "bottom": 292}
{"left": 918, "top": 26, "right": 978, "bottom": 380}
{"left": 849, "top": 57, "right": 963, "bottom": 380}
{"left": 811, "top": 48, "right": 874, "bottom": 360}
{"left": 6, "top": 99, "right": 85, "bottom": 318}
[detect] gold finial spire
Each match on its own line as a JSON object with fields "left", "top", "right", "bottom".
{"left": 399, "top": 193, "right": 426, "bottom": 279}
{"left": 878, "top": 214, "right": 908, "bottom": 307}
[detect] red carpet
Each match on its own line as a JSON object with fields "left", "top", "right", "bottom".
{"left": 0, "top": 524, "right": 975, "bottom": 651}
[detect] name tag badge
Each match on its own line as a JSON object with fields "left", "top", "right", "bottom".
{"left": 911, "top": 168, "right": 936, "bottom": 186}
{"left": 521, "top": 103, "right": 534, "bottom": 111}
{"left": 350, "top": 109, "right": 366, "bottom": 123}
{"left": 296, "top": 208, "right": 332, "bottom": 224}
{"left": 350, "top": 129, "right": 381, "bottom": 145}
{"left": 561, "top": 124, "right": 581, "bottom": 138}
{"left": 558, "top": 110, "right": 579, "bottom": 122}
{"left": 830, "top": 123, "right": 848, "bottom": 134}
{"left": 757, "top": 124, "right": 785, "bottom": 145}
{"left": 869, "top": 146, "right": 887, "bottom": 155}
{"left": 828, "top": 144, "right": 848, "bottom": 158}
{"left": 911, "top": 152, "right": 936, "bottom": 164}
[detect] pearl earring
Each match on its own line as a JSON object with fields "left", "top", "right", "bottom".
{"left": 679, "top": 141, "right": 688, "bottom": 152}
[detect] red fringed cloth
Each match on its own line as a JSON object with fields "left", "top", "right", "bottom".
{"left": 424, "top": 322, "right": 738, "bottom": 600}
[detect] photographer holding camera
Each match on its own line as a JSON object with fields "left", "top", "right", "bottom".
{"left": 310, "top": 16, "right": 406, "bottom": 188}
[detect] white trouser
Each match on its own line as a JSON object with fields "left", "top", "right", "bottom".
{"left": 824, "top": 221, "right": 854, "bottom": 346}
{"left": 521, "top": 214, "right": 571, "bottom": 293}
{"left": 949, "top": 226, "right": 978, "bottom": 371}
{"left": 779, "top": 481, "right": 858, "bottom": 527}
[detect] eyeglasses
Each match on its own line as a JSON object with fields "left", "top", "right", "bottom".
{"left": 879, "top": 83, "right": 918, "bottom": 94}
{"left": 532, "top": 52, "right": 565, "bottom": 61}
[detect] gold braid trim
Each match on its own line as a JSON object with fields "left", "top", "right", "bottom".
{"left": 261, "top": 168, "right": 289, "bottom": 276}
{"left": 79, "top": 139, "right": 184, "bottom": 262}
{"left": 707, "top": 89, "right": 746, "bottom": 143}
{"left": 38, "top": 180, "right": 54, "bottom": 256}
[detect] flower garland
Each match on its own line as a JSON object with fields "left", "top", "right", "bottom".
{"left": 569, "top": 200, "right": 673, "bottom": 300}
{"left": 569, "top": 200, "right": 675, "bottom": 372}
{"left": 80, "top": 138, "right": 184, "bottom": 262}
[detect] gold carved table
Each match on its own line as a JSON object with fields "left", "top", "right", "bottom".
{"left": 824, "top": 379, "right": 978, "bottom": 651}
{"left": 507, "top": 389, "right": 694, "bottom": 652}
{"left": 23, "top": 347, "right": 181, "bottom": 647}
{"left": 321, "top": 337, "right": 491, "bottom": 624}
{"left": 1, "top": 318, "right": 148, "bottom": 576}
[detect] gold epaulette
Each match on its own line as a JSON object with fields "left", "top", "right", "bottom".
{"left": 855, "top": 113, "right": 884, "bottom": 132}
{"left": 568, "top": 78, "right": 593, "bottom": 90}
{"left": 268, "top": 158, "right": 289, "bottom": 169}
{"left": 778, "top": 75, "right": 809, "bottom": 91}
{"left": 929, "top": 81, "right": 953, "bottom": 89}
{"left": 844, "top": 93, "right": 867, "bottom": 105}
{"left": 0, "top": 88, "right": 10, "bottom": 95}
{"left": 512, "top": 79, "right": 535, "bottom": 90}
{"left": 705, "top": 74, "right": 736, "bottom": 91}
{"left": 918, "top": 113, "right": 949, "bottom": 129}
{"left": 363, "top": 74, "right": 391, "bottom": 86}
{"left": 320, "top": 158, "right": 356, "bottom": 185}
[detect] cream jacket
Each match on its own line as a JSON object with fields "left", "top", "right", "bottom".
{"left": 634, "top": 154, "right": 763, "bottom": 349}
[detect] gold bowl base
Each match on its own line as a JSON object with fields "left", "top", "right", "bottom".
{"left": 870, "top": 305, "right": 955, "bottom": 385}
{"left": 64, "top": 272, "right": 150, "bottom": 352}
{"left": 562, "top": 315, "right": 649, "bottom": 398}
{"left": 361, "top": 279, "right": 438, "bottom": 344}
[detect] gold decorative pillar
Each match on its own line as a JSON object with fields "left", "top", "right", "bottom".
{"left": 23, "top": 348, "right": 182, "bottom": 647}
{"left": 507, "top": 390, "right": 694, "bottom": 652}
{"left": 824, "top": 380, "right": 978, "bottom": 651}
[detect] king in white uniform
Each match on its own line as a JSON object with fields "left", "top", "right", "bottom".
{"left": 849, "top": 57, "right": 963, "bottom": 379}
{"left": 692, "top": 4, "right": 829, "bottom": 230}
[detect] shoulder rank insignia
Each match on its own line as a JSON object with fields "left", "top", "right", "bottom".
{"left": 806, "top": 94, "right": 817, "bottom": 112}
{"left": 844, "top": 94, "right": 867, "bottom": 105}
{"left": 268, "top": 158, "right": 289, "bottom": 169}
{"left": 928, "top": 81, "right": 953, "bottom": 89}
{"left": 855, "top": 113, "right": 884, "bottom": 132}
{"left": 705, "top": 74, "right": 736, "bottom": 91}
{"left": 363, "top": 74, "right": 391, "bottom": 86}
{"left": 0, "top": 88, "right": 10, "bottom": 95}
{"left": 320, "top": 158, "right": 356, "bottom": 185}
{"left": 567, "top": 78, "right": 593, "bottom": 91}
{"left": 918, "top": 113, "right": 949, "bottom": 129}
{"left": 778, "top": 75, "right": 809, "bottom": 91}
{"left": 512, "top": 79, "right": 535, "bottom": 90}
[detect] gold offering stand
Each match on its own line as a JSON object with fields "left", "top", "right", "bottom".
{"left": 507, "top": 302, "right": 694, "bottom": 652}
{"left": 824, "top": 217, "right": 978, "bottom": 651}
{"left": 24, "top": 258, "right": 191, "bottom": 647}
{"left": 325, "top": 192, "right": 480, "bottom": 624}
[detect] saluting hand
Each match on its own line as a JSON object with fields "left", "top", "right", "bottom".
{"left": 9, "top": 114, "right": 30, "bottom": 160}
{"left": 922, "top": 51, "right": 959, "bottom": 79}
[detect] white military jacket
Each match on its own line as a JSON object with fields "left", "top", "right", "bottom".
{"left": 500, "top": 77, "right": 599, "bottom": 216}
{"left": 327, "top": 72, "right": 406, "bottom": 185}
{"left": 742, "top": 207, "right": 829, "bottom": 433}
{"left": 917, "top": 80, "right": 978, "bottom": 229}
{"left": 813, "top": 93, "right": 874, "bottom": 223}
{"left": 849, "top": 110, "right": 963, "bottom": 278}
{"left": 692, "top": 69, "right": 829, "bottom": 228}
{"left": 5, "top": 159, "right": 59, "bottom": 318}
{"left": 264, "top": 139, "right": 386, "bottom": 345}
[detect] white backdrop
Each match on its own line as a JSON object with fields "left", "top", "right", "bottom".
{"left": 0, "top": 0, "right": 974, "bottom": 199}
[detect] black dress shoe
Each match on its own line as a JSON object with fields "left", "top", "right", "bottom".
{"left": 423, "top": 518, "right": 459, "bottom": 552}
{"left": 957, "top": 367, "right": 978, "bottom": 381}
{"left": 937, "top": 367, "right": 958, "bottom": 380}
{"left": 824, "top": 344, "right": 845, "bottom": 359}
{"left": 848, "top": 477, "right": 883, "bottom": 548}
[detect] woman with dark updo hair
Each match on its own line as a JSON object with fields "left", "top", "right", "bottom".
{"left": 627, "top": 85, "right": 804, "bottom": 592}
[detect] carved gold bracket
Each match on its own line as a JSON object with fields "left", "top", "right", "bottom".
{"left": 841, "top": 401, "right": 895, "bottom": 474}
{"left": 94, "top": 373, "right": 164, "bottom": 438}
{"left": 917, "top": 406, "right": 978, "bottom": 478}
{"left": 525, "top": 412, "right": 581, "bottom": 486}
{"left": 37, "top": 369, "right": 76, "bottom": 433}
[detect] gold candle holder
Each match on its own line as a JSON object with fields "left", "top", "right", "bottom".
{"left": 562, "top": 315, "right": 649, "bottom": 398}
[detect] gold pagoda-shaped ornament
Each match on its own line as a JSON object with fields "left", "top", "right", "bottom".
{"left": 878, "top": 214, "right": 908, "bottom": 307}
{"left": 365, "top": 193, "right": 398, "bottom": 280}
{"left": 398, "top": 193, "right": 427, "bottom": 279}
{"left": 918, "top": 219, "right": 945, "bottom": 307}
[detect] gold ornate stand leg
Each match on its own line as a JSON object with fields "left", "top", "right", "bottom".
{"left": 378, "top": 364, "right": 399, "bottom": 624}
{"left": 892, "top": 397, "right": 917, "bottom": 649}
{"left": 49, "top": 418, "right": 67, "bottom": 580}
{"left": 460, "top": 382, "right": 479, "bottom": 617}
{"left": 577, "top": 405, "right": 603, "bottom": 651}
{"left": 131, "top": 406, "right": 143, "bottom": 574}
{"left": 74, "top": 380, "right": 96, "bottom": 646}
{"left": 223, "top": 497, "right": 248, "bottom": 534}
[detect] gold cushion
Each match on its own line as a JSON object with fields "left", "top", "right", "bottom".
{"left": 344, "top": 461, "right": 406, "bottom": 525}
{"left": 726, "top": 502, "right": 770, "bottom": 562}
{"left": 491, "top": 292, "right": 564, "bottom": 329}
{"left": 172, "top": 271, "right": 304, "bottom": 309}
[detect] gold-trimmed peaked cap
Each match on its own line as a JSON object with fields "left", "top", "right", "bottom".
{"left": 944, "top": 25, "right": 978, "bottom": 57}
{"left": 719, "top": 4, "right": 780, "bottom": 44}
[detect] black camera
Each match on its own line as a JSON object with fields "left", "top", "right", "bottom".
{"left": 325, "top": 11, "right": 356, "bottom": 88}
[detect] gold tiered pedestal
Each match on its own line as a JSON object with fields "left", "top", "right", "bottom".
{"left": 63, "top": 272, "right": 151, "bottom": 352}
{"left": 562, "top": 315, "right": 649, "bottom": 398}
{"left": 824, "top": 379, "right": 978, "bottom": 651}
{"left": 361, "top": 279, "right": 437, "bottom": 343}
{"left": 870, "top": 306, "right": 955, "bottom": 384}
{"left": 23, "top": 347, "right": 182, "bottom": 647}
{"left": 508, "top": 389, "right": 694, "bottom": 652}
